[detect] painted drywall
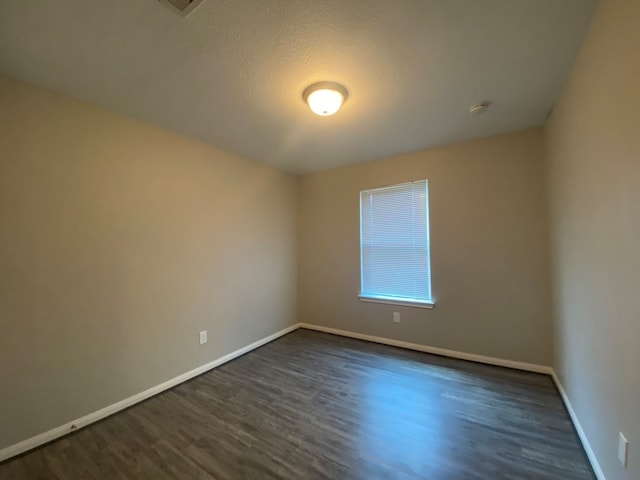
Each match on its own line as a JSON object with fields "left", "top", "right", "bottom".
{"left": 297, "top": 128, "right": 553, "bottom": 366}
{"left": 545, "top": 0, "right": 640, "bottom": 478}
{"left": 0, "top": 75, "right": 297, "bottom": 451}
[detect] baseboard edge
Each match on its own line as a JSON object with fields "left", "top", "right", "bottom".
{"left": 550, "top": 371, "right": 607, "bottom": 480}
{"left": 4, "top": 322, "right": 604, "bottom": 480}
{"left": 299, "top": 324, "right": 606, "bottom": 477}
{"left": 0, "top": 323, "right": 300, "bottom": 463}
{"left": 298, "top": 323, "right": 553, "bottom": 374}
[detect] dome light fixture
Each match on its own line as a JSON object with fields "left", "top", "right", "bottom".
{"left": 303, "top": 82, "right": 348, "bottom": 116}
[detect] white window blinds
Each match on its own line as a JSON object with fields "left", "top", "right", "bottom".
{"left": 360, "top": 180, "right": 432, "bottom": 305}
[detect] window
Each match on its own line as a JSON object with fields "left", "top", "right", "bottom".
{"left": 359, "top": 180, "right": 433, "bottom": 308}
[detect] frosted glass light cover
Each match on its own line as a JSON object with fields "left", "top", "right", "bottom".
{"left": 306, "top": 88, "right": 345, "bottom": 116}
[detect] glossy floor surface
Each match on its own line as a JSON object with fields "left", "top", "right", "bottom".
{"left": 1, "top": 329, "right": 595, "bottom": 479}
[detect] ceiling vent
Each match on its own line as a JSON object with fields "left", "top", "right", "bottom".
{"left": 159, "top": 0, "right": 205, "bottom": 16}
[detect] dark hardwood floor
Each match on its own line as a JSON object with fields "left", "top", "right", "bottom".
{"left": 1, "top": 329, "right": 595, "bottom": 480}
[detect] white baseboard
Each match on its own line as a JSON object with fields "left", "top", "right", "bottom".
{"left": 300, "top": 324, "right": 605, "bottom": 477}
{"left": 551, "top": 371, "right": 606, "bottom": 480}
{"left": 0, "top": 324, "right": 299, "bottom": 463}
{"left": 299, "top": 323, "right": 553, "bottom": 374}
{"left": 2, "top": 321, "right": 604, "bottom": 480}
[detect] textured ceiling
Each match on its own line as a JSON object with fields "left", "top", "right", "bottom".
{"left": 0, "top": 0, "right": 597, "bottom": 174}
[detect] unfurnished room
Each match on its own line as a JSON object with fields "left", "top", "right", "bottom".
{"left": 0, "top": 0, "right": 638, "bottom": 479}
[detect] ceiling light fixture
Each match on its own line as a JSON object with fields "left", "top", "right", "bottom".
{"left": 303, "top": 82, "right": 348, "bottom": 116}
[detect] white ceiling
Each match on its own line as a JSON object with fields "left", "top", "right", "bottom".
{"left": 0, "top": 0, "right": 597, "bottom": 174}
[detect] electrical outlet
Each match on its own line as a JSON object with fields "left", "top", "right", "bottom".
{"left": 619, "top": 433, "right": 629, "bottom": 468}
{"left": 393, "top": 312, "right": 401, "bottom": 323}
{"left": 199, "top": 330, "right": 207, "bottom": 345}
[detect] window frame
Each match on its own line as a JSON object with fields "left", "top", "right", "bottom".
{"left": 358, "top": 180, "right": 435, "bottom": 309}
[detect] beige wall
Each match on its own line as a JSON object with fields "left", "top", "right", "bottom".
{"left": 297, "top": 128, "right": 553, "bottom": 365}
{"left": 0, "top": 75, "right": 297, "bottom": 450}
{"left": 545, "top": 0, "right": 640, "bottom": 478}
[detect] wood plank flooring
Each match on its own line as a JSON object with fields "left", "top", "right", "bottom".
{"left": 1, "top": 329, "right": 595, "bottom": 479}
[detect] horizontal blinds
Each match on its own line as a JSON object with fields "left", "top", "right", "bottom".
{"left": 360, "top": 180, "right": 431, "bottom": 302}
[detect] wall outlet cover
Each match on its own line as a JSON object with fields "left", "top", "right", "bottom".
{"left": 618, "top": 432, "right": 629, "bottom": 468}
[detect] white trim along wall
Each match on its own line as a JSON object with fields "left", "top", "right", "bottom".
{"left": 0, "top": 325, "right": 298, "bottom": 463}
{"left": 0, "top": 323, "right": 605, "bottom": 480}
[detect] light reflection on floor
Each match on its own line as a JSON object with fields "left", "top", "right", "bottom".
{"left": 357, "top": 357, "right": 447, "bottom": 477}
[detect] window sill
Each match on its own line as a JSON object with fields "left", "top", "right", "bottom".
{"left": 358, "top": 295, "right": 435, "bottom": 309}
